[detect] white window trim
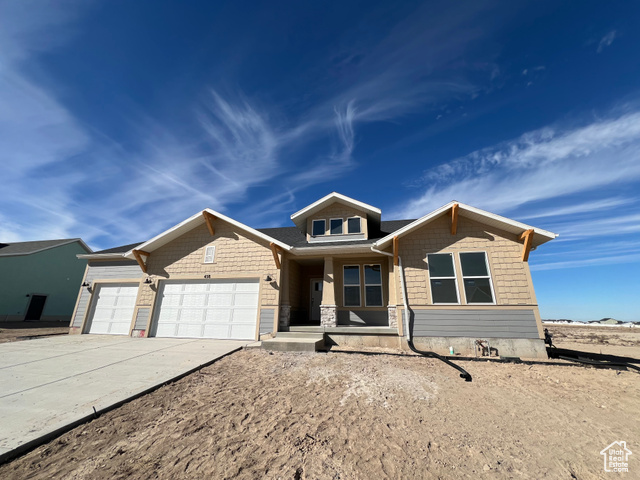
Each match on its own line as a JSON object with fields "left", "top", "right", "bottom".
{"left": 343, "top": 264, "right": 361, "bottom": 307}
{"left": 312, "top": 219, "right": 326, "bottom": 236}
{"left": 427, "top": 253, "right": 460, "bottom": 305}
{"left": 329, "top": 218, "right": 344, "bottom": 235}
{"left": 363, "top": 264, "right": 383, "bottom": 307}
{"left": 458, "top": 251, "right": 496, "bottom": 305}
{"left": 347, "top": 216, "right": 362, "bottom": 234}
{"left": 203, "top": 245, "right": 216, "bottom": 264}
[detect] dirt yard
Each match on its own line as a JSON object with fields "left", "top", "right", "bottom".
{"left": 1, "top": 325, "right": 639, "bottom": 479}
{"left": 0, "top": 321, "right": 69, "bottom": 344}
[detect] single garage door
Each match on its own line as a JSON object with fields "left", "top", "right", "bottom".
{"left": 153, "top": 279, "right": 259, "bottom": 340}
{"left": 86, "top": 283, "right": 138, "bottom": 335}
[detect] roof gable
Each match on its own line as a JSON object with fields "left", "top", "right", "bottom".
{"left": 0, "top": 238, "right": 91, "bottom": 257}
{"left": 123, "top": 208, "right": 291, "bottom": 260}
{"left": 374, "top": 201, "right": 557, "bottom": 249}
{"left": 290, "top": 192, "right": 381, "bottom": 230}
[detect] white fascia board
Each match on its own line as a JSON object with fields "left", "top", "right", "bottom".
{"left": 374, "top": 201, "right": 558, "bottom": 248}
{"left": 77, "top": 253, "right": 125, "bottom": 260}
{"left": 123, "top": 208, "right": 291, "bottom": 259}
{"left": 290, "top": 192, "right": 382, "bottom": 224}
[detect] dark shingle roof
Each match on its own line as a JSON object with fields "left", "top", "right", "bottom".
{"left": 0, "top": 238, "right": 90, "bottom": 257}
{"left": 92, "top": 242, "right": 144, "bottom": 255}
{"left": 258, "top": 219, "right": 416, "bottom": 249}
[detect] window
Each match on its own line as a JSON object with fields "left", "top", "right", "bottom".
{"left": 203, "top": 245, "right": 216, "bottom": 263}
{"left": 330, "top": 218, "right": 343, "bottom": 235}
{"left": 364, "top": 264, "right": 383, "bottom": 306}
{"left": 312, "top": 219, "right": 326, "bottom": 236}
{"left": 460, "top": 252, "right": 495, "bottom": 304}
{"left": 343, "top": 265, "right": 361, "bottom": 307}
{"left": 427, "top": 253, "right": 459, "bottom": 304}
{"left": 347, "top": 217, "right": 361, "bottom": 234}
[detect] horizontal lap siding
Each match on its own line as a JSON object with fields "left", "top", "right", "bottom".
{"left": 411, "top": 309, "right": 539, "bottom": 339}
{"left": 71, "top": 261, "right": 141, "bottom": 328}
{"left": 259, "top": 308, "right": 275, "bottom": 334}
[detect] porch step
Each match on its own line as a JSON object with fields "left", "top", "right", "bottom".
{"left": 261, "top": 333, "right": 325, "bottom": 352}
{"left": 289, "top": 326, "right": 398, "bottom": 335}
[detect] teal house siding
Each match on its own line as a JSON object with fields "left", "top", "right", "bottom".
{"left": 0, "top": 241, "right": 89, "bottom": 322}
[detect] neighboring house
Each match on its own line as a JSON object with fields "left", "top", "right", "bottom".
{"left": 70, "top": 193, "right": 557, "bottom": 357}
{"left": 0, "top": 239, "right": 91, "bottom": 322}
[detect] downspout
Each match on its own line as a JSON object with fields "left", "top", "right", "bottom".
{"left": 370, "top": 245, "right": 472, "bottom": 382}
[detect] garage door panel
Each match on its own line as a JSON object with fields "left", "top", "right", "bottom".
{"left": 153, "top": 279, "right": 259, "bottom": 340}
{"left": 87, "top": 283, "right": 138, "bottom": 335}
{"left": 207, "top": 293, "right": 233, "bottom": 307}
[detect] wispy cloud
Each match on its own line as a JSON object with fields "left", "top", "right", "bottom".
{"left": 597, "top": 30, "right": 617, "bottom": 53}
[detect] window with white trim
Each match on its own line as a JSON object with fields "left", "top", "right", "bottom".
{"left": 330, "top": 218, "right": 343, "bottom": 235}
{"left": 343, "top": 265, "right": 361, "bottom": 307}
{"left": 460, "top": 252, "right": 495, "bottom": 304}
{"left": 312, "top": 219, "right": 326, "bottom": 236}
{"left": 203, "top": 245, "right": 216, "bottom": 264}
{"left": 364, "top": 264, "right": 383, "bottom": 306}
{"left": 427, "top": 253, "right": 459, "bottom": 304}
{"left": 347, "top": 217, "right": 361, "bottom": 234}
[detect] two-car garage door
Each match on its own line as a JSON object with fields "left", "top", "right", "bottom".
{"left": 152, "top": 279, "right": 259, "bottom": 340}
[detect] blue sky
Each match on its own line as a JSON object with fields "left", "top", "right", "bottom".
{"left": 1, "top": 0, "right": 639, "bottom": 321}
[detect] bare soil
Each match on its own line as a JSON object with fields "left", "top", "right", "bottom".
{"left": 0, "top": 321, "right": 69, "bottom": 344}
{"left": 1, "top": 325, "right": 639, "bottom": 479}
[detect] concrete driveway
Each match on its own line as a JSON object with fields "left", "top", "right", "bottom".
{"left": 0, "top": 335, "right": 248, "bottom": 462}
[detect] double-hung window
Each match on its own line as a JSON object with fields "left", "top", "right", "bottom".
{"left": 427, "top": 253, "right": 459, "bottom": 304}
{"left": 330, "top": 218, "right": 343, "bottom": 235}
{"left": 312, "top": 219, "right": 326, "bottom": 236}
{"left": 343, "top": 265, "right": 361, "bottom": 307}
{"left": 364, "top": 264, "right": 383, "bottom": 306}
{"left": 460, "top": 252, "right": 495, "bottom": 303}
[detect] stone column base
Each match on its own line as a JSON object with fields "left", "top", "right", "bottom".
{"left": 387, "top": 305, "right": 398, "bottom": 328}
{"left": 279, "top": 305, "right": 291, "bottom": 328}
{"left": 320, "top": 305, "right": 337, "bottom": 327}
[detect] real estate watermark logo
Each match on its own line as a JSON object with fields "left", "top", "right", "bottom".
{"left": 600, "top": 441, "right": 632, "bottom": 473}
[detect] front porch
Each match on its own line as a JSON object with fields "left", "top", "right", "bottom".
{"left": 277, "top": 254, "right": 401, "bottom": 333}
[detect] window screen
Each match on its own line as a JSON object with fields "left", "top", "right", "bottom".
{"left": 343, "top": 265, "right": 360, "bottom": 307}
{"left": 427, "top": 253, "right": 459, "bottom": 304}
{"left": 330, "top": 218, "right": 343, "bottom": 235}
{"left": 347, "top": 217, "right": 361, "bottom": 234}
{"left": 460, "top": 252, "right": 494, "bottom": 303}
{"left": 312, "top": 219, "right": 326, "bottom": 236}
{"left": 364, "top": 264, "right": 383, "bottom": 306}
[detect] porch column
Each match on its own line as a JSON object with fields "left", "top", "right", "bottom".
{"left": 320, "top": 256, "right": 337, "bottom": 327}
{"left": 279, "top": 255, "right": 291, "bottom": 329}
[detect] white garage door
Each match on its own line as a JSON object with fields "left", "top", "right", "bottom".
{"left": 87, "top": 283, "right": 138, "bottom": 335}
{"left": 153, "top": 279, "right": 259, "bottom": 340}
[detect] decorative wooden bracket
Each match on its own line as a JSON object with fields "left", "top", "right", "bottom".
{"left": 202, "top": 211, "right": 216, "bottom": 236}
{"left": 393, "top": 236, "right": 399, "bottom": 266}
{"left": 270, "top": 243, "right": 282, "bottom": 269}
{"left": 451, "top": 203, "right": 459, "bottom": 235}
{"left": 132, "top": 249, "right": 151, "bottom": 274}
{"left": 520, "top": 229, "right": 534, "bottom": 262}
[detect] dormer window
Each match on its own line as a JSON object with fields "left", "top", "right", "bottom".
{"left": 330, "top": 218, "right": 343, "bottom": 235}
{"left": 312, "top": 219, "right": 326, "bottom": 236}
{"left": 347, "top": 217, "right": 361, "bottom": 234}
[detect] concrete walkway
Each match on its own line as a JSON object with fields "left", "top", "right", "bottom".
{"left": 0, "top": 335, "right": 247, "bottom": 463}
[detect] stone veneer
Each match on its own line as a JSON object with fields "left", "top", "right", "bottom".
{"left": 320, "top": 305, "right": 337, "bottom": 327}
{"left": 387, "top": 305, "right": 398, "bottom": 328}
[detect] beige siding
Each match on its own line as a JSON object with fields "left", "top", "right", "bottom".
{"left": 139, "top": 222, "right": 279, "bottom": 310}
{"left": 399, "top": 214, "right": 534, "bottom": 306}
{"left": 306, "top": 203, "right": 368, "bottom": 238}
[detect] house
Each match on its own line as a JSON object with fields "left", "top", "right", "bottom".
{"left": 0, "top": 239, "right": 91, "bottom": 322}
{"left": 70, "top": 193, "right": 557, "bottom": 358}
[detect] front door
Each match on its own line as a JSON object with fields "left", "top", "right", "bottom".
{"left": 25, "top": 295, "right": 47, "bottom": 320}
{"left": 310, "top": 279, "right": 323, "bottom": 323}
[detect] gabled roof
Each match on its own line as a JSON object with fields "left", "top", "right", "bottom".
{"left": 374, "top": 201, "right": 558, "bottom": 249}
{"left": 0, "top": 238, "right": 91, "bottom": 257}
{"left": 290, "top": 192, "right": 382, "bottom": 230}
{"left": 123, "top": 208, "right": 292, "bottom": 260}
{"left": 77, "top": 242, "right": 144, "bottom": 260}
